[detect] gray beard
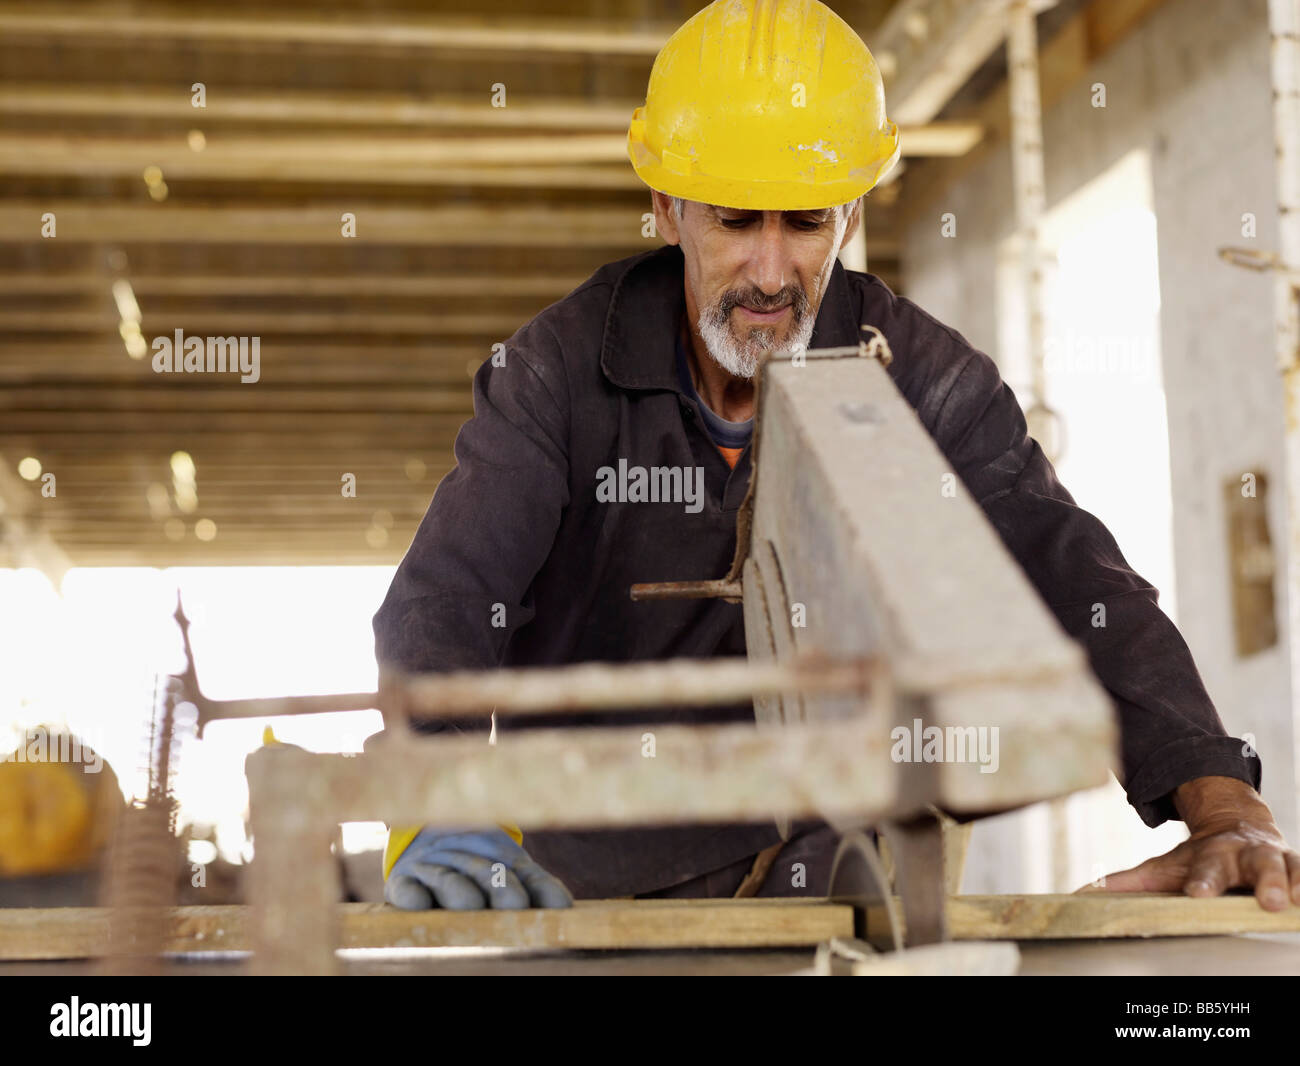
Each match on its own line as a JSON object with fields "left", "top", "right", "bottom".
{"left": 697, "top": 306, "right": 816, "bottom": 380}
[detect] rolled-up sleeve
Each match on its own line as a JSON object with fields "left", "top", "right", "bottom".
{"left": 925, "top": 340, "right": 1260, "bottom": 827}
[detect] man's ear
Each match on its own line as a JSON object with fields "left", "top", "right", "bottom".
{"left": 839, "top": 197, "right": 863, "bottom": 251}
{"left": 651, "top": 190, "right": 682, "bottom": 246}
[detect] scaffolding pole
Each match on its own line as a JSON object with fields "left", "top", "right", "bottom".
{"left": 1270, "top": 0, "right": 1300, "bottom": 836}
{"left": 1007, "top": 0, "right": 1059, "bottom": 463}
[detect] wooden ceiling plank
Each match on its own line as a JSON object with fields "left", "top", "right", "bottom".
{"left": 0, "top": 85, "right": 642, "bottom": 129}
{"left": 0, "top": 273, "right": 587, "bottom": 297}
{"left": 0, "top": 202, "right": 657, "bottom": 247}
{"left": 0, "top": 4, "right": 676, "bottom": 57}
{"left": 0, "top": 385, "right": 472, "bottom": 412}
{"left": 0, "top": 130, "right": 979, "bottom": 186}
{"left": 898, "top": 0, "right": 1175, "bottom": 228}
{"left": 0, "top": 310, "right": 563, "bottom": 334}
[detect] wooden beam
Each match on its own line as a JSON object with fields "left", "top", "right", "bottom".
{"left": 0, "top": 243, "right": 614, "bottom": 277}
{"left": 0, "top": 206, "right": 901, "bottom": 258}
{"left": 0, "top": 128, "right": 981, "bottom": 186}
{"left": 0, "top": 386, "right": 470, "bottom": 413}
{"left": 873, "top": 0, "right": 1021, "bottom": 125}
{"left": 38, "top": 546, "right": 405, "bottom": 565}
{"left": 0, "top": 4, "right": 677, "bottom": 56}
{"left": 0, "top": 310, "right": 550, "bottom": 336}
{"left": 7, "top": 891, "right": 1295, "bottom": 962}
{"left": 898, "top": 121, "right": 985, "bottom": 156}
{"left": 0, "top": 135, "right": 644, "bottom": 189}
{"left": 0, "top": 433, "right": 463, "bottom": 454}
{"left": 0, "top": 273, "right": 587, "bottom": 297}
{"left": 0, "top": 85, "right": 643, "bottom": 130}
{"left": 0, "top": 203, "right": 655, "bottom": 247}
{"left": 898, "top": 0, "right": 1175, "bottom": 228}
{"left": 869, "top": 893, "right": 1300, "bottom": 941}
{"left": 0, "top": 133, "right": 634, "bottom": 167}
{"left": 0, "top": 343, "right": 503, "bottom": 383}
{"left": 247, "top": 721, "right": 900, "bottom": 830}
{"left": 0, "top": 899, "right": 855, "bottom": 961}
{"left": 0, "top": 547, "right": 395, "bottom": 567}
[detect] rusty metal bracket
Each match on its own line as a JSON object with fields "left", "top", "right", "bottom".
{"left": 1217, "top": 245, "right": 1299, "bottom": 276}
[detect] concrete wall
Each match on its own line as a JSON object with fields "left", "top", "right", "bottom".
{"left": 899, "top": 0, "right": 1297, "bottom": 885}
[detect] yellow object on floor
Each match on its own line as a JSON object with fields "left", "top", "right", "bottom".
{"left": 0, "top": 732, "right": 120, "bottom": 877}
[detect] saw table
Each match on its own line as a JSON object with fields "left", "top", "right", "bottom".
{"left": 224, "top": 328, "right": 1126, "bottom": 972}
{"left": 21, "top": 328, "right": 1282, "bottom": 975}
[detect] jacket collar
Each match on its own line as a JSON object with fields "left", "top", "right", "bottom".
{"left": 600, "top": 243, "right": 862, "bottom": 393}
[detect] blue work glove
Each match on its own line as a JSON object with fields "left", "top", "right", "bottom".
{"left": 384, "top": 827, "right": 574, "bottom": 911}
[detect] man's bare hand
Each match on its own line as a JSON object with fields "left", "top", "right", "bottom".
{"left": 1081, "top": 776, "right": 1300, "bottom": 911}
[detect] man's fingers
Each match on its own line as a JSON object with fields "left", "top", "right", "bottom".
{"left": 386, "top": 872, "right": 435, "bottom": 911}
{"left": 1183, "top": 851, "right": 1233, "bottom": 898}
{"left": 416, "top": 832, "right": 523, "bottom": 864}
{"left": 405, "top": 861, "right": 490, "bottom": 910}
{"left": 422, "top": 850, "right": 530, "bottom": 909}
{"left": 1088, "top": 859, "right": 1184, "bottom": 894}
{"left": 1239, "top": 845, "right": 1291, "bottom": 911}
{"left": 1286, "top": 851, "right": 1300, "bottom": 905}
{"left": 512, "top": 856, "right": 575, "bottom": 908}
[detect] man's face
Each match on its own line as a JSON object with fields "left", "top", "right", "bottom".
{"left": 656, "top": 194, "right": 859, "bottom": 379}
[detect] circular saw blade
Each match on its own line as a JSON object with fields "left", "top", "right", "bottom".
{"left": 828, "top": 829, "right": 903, "bottom": 953}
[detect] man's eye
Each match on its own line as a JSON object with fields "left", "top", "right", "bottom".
{"left": 720, "top": 217, "right": 752, "bottom": 229}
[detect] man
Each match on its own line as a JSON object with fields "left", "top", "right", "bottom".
{"left": 374, "top": 0, "right": 1299, "bottom": 912}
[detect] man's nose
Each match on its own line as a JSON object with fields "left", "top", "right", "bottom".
{"left": 750, "top": 214, "right": 793, "bottom": 296}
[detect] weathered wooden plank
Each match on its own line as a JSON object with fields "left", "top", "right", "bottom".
{"left": 0, "top": 86, "right": 643, "bottom": 129}
{"left": 865, "top": 893, "right": 1300, "bottom": 941}
{"left": 0, "top": 4, "right": 677, "bottom": 56}
{"left": 0, "top": 134, "right": 644, "bottom": 188}
{"left": 0, "top": 900, "right": 855, "bottom": 960}
{"left": 7, "top": 893, "right": 1297, "bottom": 962}
{"left": 0, "top": 310, "right": 545, "bottom": 335}
{"left": 898, "top": 0, "right": 1175, "bottom": 229}
{"left": 0, "top": 273, "right": 587, "bottom": 297}
{"left": 245, "top": 722, "right": 900, "bottom": 830}
{"left": 0, "top": 203, "right": 652, "bottom": 247}
{"left": 0, "top": 386, "right": 470, "bottom": 413}
{"left": 0, "top": 127, "right": 980, "bottom": 184}
{"left": 873, "top": 0, "right": 1013, "bottom": 126}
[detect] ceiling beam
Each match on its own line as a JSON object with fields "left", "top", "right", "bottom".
{"left": 51, "top": 548, "right": 405, "bottom": 565}
{"left": 0, "top": 4, "right": 676, "bottom": 56}
{"left": 0, "top": 310, "right": 551, "bottom": 335}
{"left": 873, "top": 0, "right": 1057, "bottom": 125}
{"left": 0, "top": 126, "right": 982, "bottom": 186}
{"left": 0, "top": 203, "right": 656, "bottom": 246}
{"left": 897, "top": 0, "right": 1174, "bottom": 228}
{"left": 0, "top": 86, "right": 643, "bottom": 129}
{"left": 0, "top": 272, "right": 587, "bottom": 297}
{"left": 0, "top": 347, "right": 492, "bottom": 385}
{"left": 0, "top": 386, "right": 472, "bottom": 413}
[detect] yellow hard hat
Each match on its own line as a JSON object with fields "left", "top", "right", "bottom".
{"left": 0, "top": 733, "right": 121, "bottom": 876}
{"left": 627, "top": 0, "right": 900, "bottom": 211}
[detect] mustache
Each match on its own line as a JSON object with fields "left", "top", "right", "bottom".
{"left": 711, "top": 285, "right": 809, "bottom": 322}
